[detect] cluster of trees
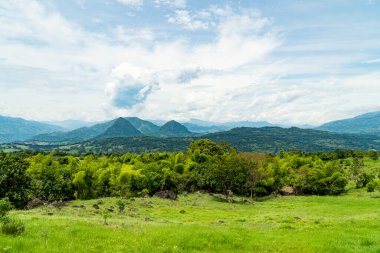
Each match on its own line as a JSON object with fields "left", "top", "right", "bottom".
{"left": 0, "top": 140, "right": 379, "bottom": 207}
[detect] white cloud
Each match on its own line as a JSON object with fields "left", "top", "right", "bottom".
{"left": 154, "top": 0, "right": 186, "bottom": 8}
{"left": 106, "top": 9, "right": 283, "bottom": 122}
{"left": 105, "top": 63, "right": 158, "bottom": 108}
{"left": 1, "top": 1, "right": 380, "bottom": 125}
{"left": 115, "top": 26, "right": 155, "bottom": 42}
{"left": 167, "top": 10, "right": 209, "bottom": 30}
{"left": 117, "top": 0, "right": 143, "bottom": 7}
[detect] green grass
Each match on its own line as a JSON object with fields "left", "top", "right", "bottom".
{"left": 1, "top": 190, "right": 379, "bottom": 253}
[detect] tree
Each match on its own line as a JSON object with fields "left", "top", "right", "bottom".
{"left": 238, "top": 153, "right": 271, "bottom": 198}
{"left": 0, "top": 153, "right": 31, "bottom": 207}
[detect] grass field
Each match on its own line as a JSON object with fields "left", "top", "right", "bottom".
{"left": 0, "top": 190, "right": 379, "bottom": 253}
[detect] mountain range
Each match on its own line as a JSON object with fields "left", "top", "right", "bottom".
{"left": 3, "top": 126, "right": 380, "bottom": 154}
{"left": 317, "top": 111, "right": 380, "bottom": 134}
{"left": 0, "top": 115, "right": 63, "bottom": 143}
{"left": 1, "top": 111, "right": 380, "bottom": 153}
{"left": 29, "top": 117, "right": 194, "bottom": 143}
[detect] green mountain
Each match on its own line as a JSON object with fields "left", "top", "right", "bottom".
{"left": 125, "top": 117, "right": 160, "bottom": 135}
{"left": 0, "top": 115, "right": 63, "bottom": 143}
{"left": 7, "top": 126, "right": 380, "bottom": 154}
{"left": 318, "top": 111, "right": 380, "bottom": 134}
{"left": 32, "top": 117, "right": 149, "bottom": 142}
{"left": 204, "top": 127, "right": 380, "bottom": 153}
{"left": 97, "top": 118, "right": 143, "bottom": 138}
{"left": 158, "top": 120, "right": 192, "bottom": 137}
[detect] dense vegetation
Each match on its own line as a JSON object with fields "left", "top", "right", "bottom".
{"left": 1, "top": 140, "right": 379, "bottom": 208}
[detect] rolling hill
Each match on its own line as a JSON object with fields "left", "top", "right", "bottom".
{"left": 0, "top": 115, "right": 64, "bottom": 143}
{"left": 318, "top": 111, "right": 380, "bottom": 134}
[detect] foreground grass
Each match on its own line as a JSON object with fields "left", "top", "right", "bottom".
{"left": 1, "top": 190, "right": 379, "bottom": 253}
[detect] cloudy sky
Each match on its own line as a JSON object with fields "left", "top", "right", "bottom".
{"left": 1, "top": 0, "right": 380, "bottom": 125}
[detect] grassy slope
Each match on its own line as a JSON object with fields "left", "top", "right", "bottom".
{"left": 0, "top": 190, "right": 379, "bottom": 253}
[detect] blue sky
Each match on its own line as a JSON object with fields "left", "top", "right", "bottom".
{"left": 1, "top": 0, "right": 380, "bottom": 125}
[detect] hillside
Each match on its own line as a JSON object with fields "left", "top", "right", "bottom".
{"left": 158, "top": 120, "right": 193, "bottom": 137}
{"left": 125, "top": 117, "right": 160, "bottom": 135}
{"left": 96, "top": 118, "right": 143, "bottom": 138}
{"left": 0, "top": 115, "right": 63, "bottom": 143}
{"left": 318, "top": 111, "right": 380, "bottom": 134}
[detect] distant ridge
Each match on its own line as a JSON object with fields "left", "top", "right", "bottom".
{"left": 97, "top": 118, "right": 143, "bottom": 138}
{"left": 182, "top": 118, "right": 276, "bottom": 133}
{"left": 0, "top": 115, "right": 63, "bottom": 143}
{"left": 318, "top": 111, "right": 380, "bottom": 134}
{"left": 31, "top": 120, "right": 117, "bottom": 142}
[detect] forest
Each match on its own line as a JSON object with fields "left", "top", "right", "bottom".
{"left": 1, "top": 139, "right": 379, "bottom": 208}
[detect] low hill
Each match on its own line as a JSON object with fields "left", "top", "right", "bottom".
{"left": 158, "top": 120, "right": 192, "bottom": 137}
{"left": 318, "top": 111, "right": 380, "bottom": 134}
{"left": 0, "top": 115, "right": 63, "bottom": 143}
{"left": 96, "top": 118, "right": 143, "bottom": 138}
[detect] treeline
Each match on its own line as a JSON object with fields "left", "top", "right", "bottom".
{"left": 0, "top": 140, "right": 379, "bottom": 207}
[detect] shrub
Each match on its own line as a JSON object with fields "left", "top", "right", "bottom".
{"left": 1, "top": 219, "right": 25, "bottom": 236}
{"left": 367, "top": 180, "right": 378, "bottom": 192}
{"left": 102, "top": 210, "right": 110, "bottom": 225}
{"left": 116, "top": 200, "right": 125, "bottom": 213}
{"left": 0, "top": 198, "right": 13, "bottom": 218}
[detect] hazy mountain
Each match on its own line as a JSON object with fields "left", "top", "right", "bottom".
{"left": 182, "top": 119, "right": 276, "bottom": 133}
{"left": 0, "top": 115, "right": 64, "bottom": 143}
{"left": 97, "top": 118, "right": 143, "bottom": 138}
{"left": 125, "top": 117, "right": 160, "bottom": 135}
{"left": 182, "top": 123, "right": 228, "bottom": 133}
{"left": 222, "top": 120, "right": 276, "bottom": 128}
{"left": 318, "top": 111, "right": 380, "bottom": 134}
{"left": 185, "top": 119, "right": 217, "bottom": 127}
{"left": 32, "top": 119, "right": 116, "bottom": 142}
{"left": 45, "top": 120, "right": 98, "bottom": 131}
{"left": 158, "top": 120, "right": 192, "bottom": 137}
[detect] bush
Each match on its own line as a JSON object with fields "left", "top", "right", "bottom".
{"left": 367, "top": 180, "right": 378, "bottom": 192}
{"left": 0, "top": 198, "right": 13, "bottom": 218}
{"left": 1, "top": 219, "right": 25, "bottom": 236}
{"left": 116, "top": 200, "right": 125, "bottom": 213}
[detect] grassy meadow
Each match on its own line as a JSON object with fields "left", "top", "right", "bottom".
{"left": 0, "top": 190, "right": 379, "bottom": 253}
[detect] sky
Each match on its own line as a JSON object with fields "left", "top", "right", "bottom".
{"left": 1, "top": 0, "right": 380, "bottom": 125}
